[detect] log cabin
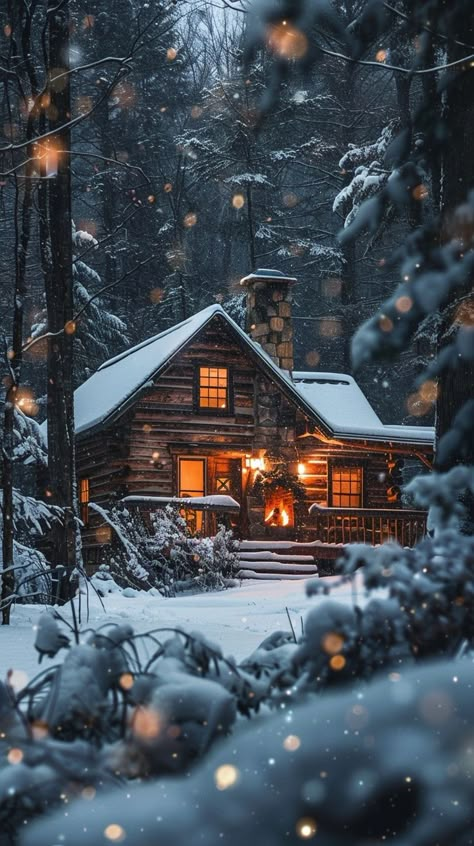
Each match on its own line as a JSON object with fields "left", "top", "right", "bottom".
{"left": 66, "top": 269, "right": 433, "bottom": 571}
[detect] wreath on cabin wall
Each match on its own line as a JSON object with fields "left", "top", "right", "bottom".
{"left": 251, "top": 458, "right": 306, "bottom": 504}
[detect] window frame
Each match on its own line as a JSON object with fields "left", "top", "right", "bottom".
{"left": 177, "top": 456, "right": 207, "bottom": 534}
{"left": 329, "top": 461, "right": 364, "bottom": 509}
{"left": 194, "top": 364, "right": 233, "bottom": 415}
{"left": 79, "top": 478, "right": 90, "bottom": 525}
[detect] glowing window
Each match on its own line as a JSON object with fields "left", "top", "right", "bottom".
{"left": 199, "top": 367, "right": 228, "bottom": 410}
{"left": 179, "top": 458, "right": 206, "bottom": 533}
{"left": 79, "top": 478, "right": 90, "bottom": 525}
{"left": 331, "top": 467, "right": 362, "bottom": 508}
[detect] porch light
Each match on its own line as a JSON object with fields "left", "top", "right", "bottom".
{"left": 297, "top": 463, "right": 305, "bottom": 475}
{"left": 250, "top": 457, "right": 264, "bottom": 471}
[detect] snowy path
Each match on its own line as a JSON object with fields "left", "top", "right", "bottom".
{"left": 0, "top": 576, "right": 367, "bottom": 687}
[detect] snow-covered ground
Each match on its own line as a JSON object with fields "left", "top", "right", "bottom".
{"left": 0, "top": 576, "right": 367, "bottom": 686}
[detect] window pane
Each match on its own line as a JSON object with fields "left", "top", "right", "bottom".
{"left": 331, "top": 467, "right": 362, "bottom": 507}
{"left": 199, "top": 366, "right": 228, "bottom": 409}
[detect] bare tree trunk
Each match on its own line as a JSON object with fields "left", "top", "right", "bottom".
{"left": 44, "top": 0, "right": 77, "bottom": 594}
{"left": 2, "top": 174, "right": 33, "bottom": 623}
{"left": 436, "top": 9, "right": 474, "bottom": 529}
{"left": 246, "top": 184, "right": 256, "bottom": 269}
{"left": 339, "top": 62, "right": 356, "bottom": 371}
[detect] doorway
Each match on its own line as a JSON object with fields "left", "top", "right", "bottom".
{"left": 178, "top": 457, "right": 206, "bottom": 533}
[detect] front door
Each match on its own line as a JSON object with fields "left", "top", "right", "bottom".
{"left": 178, "top": 457, "right": 206, "bottom": 533}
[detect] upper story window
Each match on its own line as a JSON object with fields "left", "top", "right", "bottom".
{"left": 198, "top": 366, "right": 229, "bottom": 411}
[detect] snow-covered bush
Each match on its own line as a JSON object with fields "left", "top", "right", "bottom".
{"left": 0, "top": 605, "right": 472, "bottom": 845}
{"left": 93, "top": 504, "right": 237, "bottom": 595}
{"left": 22, "top": 658, "right": 474, "bottom": 846}
{"left": 0, "top": 541, "right": 51, "bottom": 605}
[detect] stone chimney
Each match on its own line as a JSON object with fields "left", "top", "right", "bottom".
{"left": 240, "top": 268, "right": 297, "bottom": 371}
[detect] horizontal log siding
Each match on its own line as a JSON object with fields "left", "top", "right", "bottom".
{"left": 296, "top": 432, "right": 396, "bottom": 513}
{"left": 122, "top": 323, "right": 288, "bottom": 498}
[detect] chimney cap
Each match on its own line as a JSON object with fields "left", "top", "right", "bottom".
{"left": 240, "top": 268, "right": 297, "bottom": 286}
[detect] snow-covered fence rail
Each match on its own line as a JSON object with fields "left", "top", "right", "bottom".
{"left": 308, "top": 504, "right": 427, "bottom": 547}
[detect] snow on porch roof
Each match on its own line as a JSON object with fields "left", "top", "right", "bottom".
{"left": 292, "top": 372, "right": 434, "bottom": 445}
{"left": 72, "top": 302, "right": 433, "bottom": 447}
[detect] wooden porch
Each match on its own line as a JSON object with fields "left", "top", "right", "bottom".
{"left": 307, "top": 504, "right": 427, "bottom": 546}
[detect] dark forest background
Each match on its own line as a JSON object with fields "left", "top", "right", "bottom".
{"left": 0, "top": 0, "right": 436, "bottom": 426}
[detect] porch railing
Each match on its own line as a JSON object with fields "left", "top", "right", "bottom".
{"left": 308, "top": 504, "right": 427, "bottom": 547}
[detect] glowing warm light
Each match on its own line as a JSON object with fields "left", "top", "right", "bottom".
{"left": 119, "top": 673, "right": 134, "bottom": 691}
{"left": 454, "top": 300, "right": 474, "bottom": 326}
{"left": 214, "top": 764, "right": 239, "bottom": 790}
{"left": 283, "top": 734, "right": 301, "bottom": 751}
{"left": 149, "top": 287, "right": 164, "bottom": 304}
{"left": 322, "top": 632, "right": 345, "bottom": 656}
{"left": 412, "top": 184, "right": 429, "bottom": 201}
{"left": 7, "top": 748, "right": 24, "bottom": 765}
{"left": 297, "top": 463, "right": 305, "bottom": 476}
{"left": 82, "top": 14, "right": 95, "bottom": 29}
{"left": 64, "top": 320, "right": 76, "bottom": 335}
{"left": 305, "top": 350, "right": 320, "bottom": 367}
{"left": 296, "top": 817, "right": 317, "bottom": 839}
{"left": 41, "top": 139, "right": 60, "bottom": 177}
{"left": 131, "top": 706, "right": 161, "bottom": 740}
{"left": 379, "top": 315, "right": 393, "bottom": 333}
{"left": 267, "top": 22, "right": 308, "bottom": 60}
{"left": 250, "top": 457, "right": 264, "bottom": 471}
{"left": 419, "top": 380, "right": 438, "bottom": 403}
{"left": 282, "top": 192, "right": 298, "bottom": 208}
{"left": 329, "top": 654, "right": 346, "bottom": 671}
{"left": 163, "top": 182, "right": 173, "bottom": 193}
{"left": 151, "top": 451, "right": 160, "bottom": 461}
{"left": 406, "top": 392, "right": 431, "bottom": 417}
{"left": 104, "top": 824, "right": 126, "bottom": 842}
{"left": 395, "top": 295, "right": 413, "bottom": 313}
{"left": 4, "top": 24, "right": 12, "bottom": 37}
{"left": 82, "top": 785, "right": 96, "bottom": 800}
{"left": 265, "top": 505, "right": 290, "bottom": 527}
{"left": 15, "top": 387, "right": 38, "bottom": 417}
{"left": 143, "top": 424, "right": 152, "bottom": 434}
{"left": 183, "top": 212, "right": 197, "bottom": 228}
{"left": 232, "top": 194, "right": 245, "bottom": 209}
{"left": 319, "top": 317, "right": 342, "bottom": 338}
{"left": 166, "top": 47, "right": 178, "bottom": 61}
{"left": 375, "top": 49, "right": 387, "bottom": 62}
{"left": 8, "top": 669, "right": 28, "bottom": 691}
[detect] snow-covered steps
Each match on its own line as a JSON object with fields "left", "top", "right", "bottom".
{"left": 236, "top": 541, "right": 319, "bottom": 580}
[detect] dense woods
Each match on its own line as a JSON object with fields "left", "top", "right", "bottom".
{"left": 0, "top": 2, "right": 473, "bottom": 844}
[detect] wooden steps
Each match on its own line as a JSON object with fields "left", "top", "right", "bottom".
{"left": 237, "top": 541, "right": 319, "bottom": 580}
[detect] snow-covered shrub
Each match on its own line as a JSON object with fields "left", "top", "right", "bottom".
{"left": 20, "top": 656, "right": 474, "bottom": 846}
{"left": 0, "top": 540, "right": 51, "bottom": 605}
{"left": 92, "top": 504, "right": 237, "bottom": 595}
{"left": 89, "top": 565, "right": 122, "bottom": 597}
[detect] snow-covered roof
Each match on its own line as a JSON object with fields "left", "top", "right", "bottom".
{"left": 72, "top": 303, "right": 433, "bottom": 447}
{"left": 73, "top": 305, "right": 223, "bottom": 435}
{"left": 292, "top": 372, "right": 434, "bottom": 446}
